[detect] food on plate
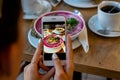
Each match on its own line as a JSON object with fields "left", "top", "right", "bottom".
{"left": 47, "top": 36, "right": 60, "bottom": 44}
{"left": 44, "top": 34, "right": 64, "bottom": 53}
{"left": 52, "top": 27, "right": 65, "bottom": 34}
{"left": 66, "top": 18, "right": 79, "bottom": 30}
{"left": 31, "top": 25, "right": 41, "bottom": 38}
{"left": 44, "top": 34, "right": 62, "bottom": 46}
{"left": 55, "top": 27, "right": 65, "bottom": 33}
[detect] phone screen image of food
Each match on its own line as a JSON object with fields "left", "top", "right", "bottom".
{"left": 43, "top": 21, "right": 66, "bottom": 61}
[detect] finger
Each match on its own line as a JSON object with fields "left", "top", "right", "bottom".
{"left": 66, "top": 34, "right": 74, "bottom": 79}
{"left": 39, "top": 61, "right": 50, "bottom": 71}
{"left": 31, "top": 40, "right": 43, "bottom": 64}
{"left": 52, "top": 53, "right": 64, "bottom": 73}
{"left": 43, "top": 67, "right": 55, "bottom": 80}
{"left": 38, "top": 55, "right": 50, "bottom": 71}
{"left": 66, "top": 34, "right": 73, "bottom": 62}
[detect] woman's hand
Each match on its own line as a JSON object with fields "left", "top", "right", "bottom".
{"left": 52, "top": 34, "right": 74, "bottom": 80}
{"left": 24, "top": 41, "right": 55, "bottom": 80}
{"left": 24, "top": 34, "right": 74, "bottom": 80}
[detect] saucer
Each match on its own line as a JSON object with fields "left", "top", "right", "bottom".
{"left": 88, "top": 14, "right": 120, "bottom": 37}
{"left": 28, "top": 29, "right": 81, "bottom": 49}
{"left": 28, "top": 29, "right": 40, "bottom": 48}
{"left": 63, "top": 0, "right": 98, "bottom": 8}
{"left": 23, "top": 0, "right": 52, "bottom": 19}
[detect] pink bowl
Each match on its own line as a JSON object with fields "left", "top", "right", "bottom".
{"left": 34, "top": 10, "right": 85, "bottom": 40}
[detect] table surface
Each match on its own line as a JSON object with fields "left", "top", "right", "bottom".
{"left": 23, "top": 0, "right": 120, "bottom": 79}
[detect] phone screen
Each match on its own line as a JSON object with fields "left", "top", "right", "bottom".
{"left": 43, "top": 21, "right": 66, "bottom": 62}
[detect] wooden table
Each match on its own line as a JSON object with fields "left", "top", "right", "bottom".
{"left": 23, "top": 0, "right": 120, "bottom": 79}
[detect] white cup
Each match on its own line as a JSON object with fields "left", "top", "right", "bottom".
{"left": 98, "top": 1, "right": 120, "bottom": 31}
{"left": 21, "top": 0, "right": 43, "bottom": 16}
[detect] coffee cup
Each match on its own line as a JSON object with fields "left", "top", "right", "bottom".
{"left": 21, "top": 0, "right": 43, "bottom": 16}
{"left": 98, "top": 1, "right": 120, "bottom": 31}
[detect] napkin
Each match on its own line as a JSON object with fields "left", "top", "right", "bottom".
{"left": 78, "top": 25, "right": 89, "bottom": 53}
{"left": 74, "top": 10, "right": 89, "bottom": 53}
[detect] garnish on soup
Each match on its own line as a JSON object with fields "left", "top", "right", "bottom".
{"left": 66, "top": 18, "right": 79, "bottom": 30}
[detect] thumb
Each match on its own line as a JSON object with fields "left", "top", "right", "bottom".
{"left": 52, "top": 53, "right": 64, "bottom": 73}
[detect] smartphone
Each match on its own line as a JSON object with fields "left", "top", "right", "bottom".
{"left": 42, "top": 16, "right": 66, "bottom": 66}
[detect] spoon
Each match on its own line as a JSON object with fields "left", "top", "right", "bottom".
{"left": 73, "top": 10, "right": 83, "bottom": 17}
{"left": 97, "top": 29, "right": 120, "bottom": 35}
{"left": 97, "top": 29, "right": 110, "bottom": 35}
{"left": 108, "top": 3, "right": 120, "bottom": 13}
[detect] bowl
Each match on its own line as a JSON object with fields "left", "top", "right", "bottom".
{"left": 34, "top": 10, "right": 85, "bottom": 40}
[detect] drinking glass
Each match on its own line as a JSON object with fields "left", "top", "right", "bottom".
{"left": 21, "top": 0, "right": 43, "bottom": 16}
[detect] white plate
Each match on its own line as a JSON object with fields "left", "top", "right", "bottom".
{"left": 88, "top": 14, "right": 120, "bottom": 37}
{"left": 63, "top": 0, "right": 98, "bottom": 8}
{"left": 28, "top": 29, "right": 40, "bottom": 48}
{"left": 23, "top": 0, "right": 52, "bottom": 19}
{"left": 28, "top": 29, "right": 81, "bottom": 49}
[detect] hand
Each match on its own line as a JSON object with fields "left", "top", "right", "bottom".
{"left": 24, "top": 41, "right": 55, "bottom": 80}
{"left": 52, "top": 34, "right": 74, "bottom": 80}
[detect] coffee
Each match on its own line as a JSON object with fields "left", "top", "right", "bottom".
{"left": 101, "top": 5, "right": 120, "bottom": 13}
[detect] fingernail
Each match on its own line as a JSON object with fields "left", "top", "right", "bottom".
{"left": 38, "top": 39, "right": 41, "bottom": 43}
{"left": 52, "top": 53, "right": 58, "bottom": 59}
